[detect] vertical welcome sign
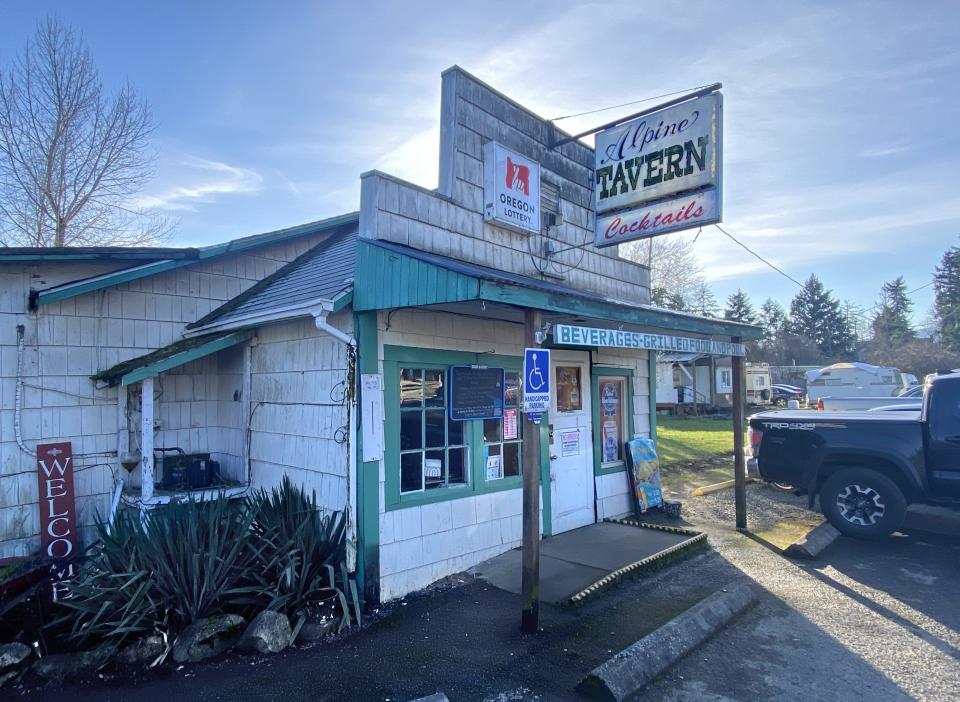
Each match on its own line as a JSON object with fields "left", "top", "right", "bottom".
{"left": 36, "top": 442, "right": 77, "bottom": 560}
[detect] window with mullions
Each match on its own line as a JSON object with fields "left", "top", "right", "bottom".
{"left": 399, "top": 368, "right": 469, "bottom": 494}
{"left": 483, "top": 371, "right": 522, "bottom": 480}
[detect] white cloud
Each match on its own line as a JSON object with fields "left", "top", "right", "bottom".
{"left": 135, "top": 156, "right": 263, "bottom": 212}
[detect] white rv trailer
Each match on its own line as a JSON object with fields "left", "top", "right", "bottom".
{"left": 805, "top": 362, "right": 906, "bottom": 404}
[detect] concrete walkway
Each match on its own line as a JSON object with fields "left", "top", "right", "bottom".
{"left": 469, "top": 521, "right": 695, "bottom": 604}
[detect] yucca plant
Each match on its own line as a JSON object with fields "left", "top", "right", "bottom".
{"left": 56, "top": 496, "right": 260, "bottom": 646}
{"left": 243, "top": 477, "right": 347, "bottom": 618}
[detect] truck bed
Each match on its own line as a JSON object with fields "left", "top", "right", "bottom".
{"left": 751, "top": 409, "right": 921, "bottom": 423}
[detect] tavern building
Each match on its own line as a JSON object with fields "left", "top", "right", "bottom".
{"left": 0, "top": 67, "right": 759, "bottom": 603}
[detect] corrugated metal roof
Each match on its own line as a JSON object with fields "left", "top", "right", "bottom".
{"left": 189, "top": 227, "right": 357, "bottom": 329}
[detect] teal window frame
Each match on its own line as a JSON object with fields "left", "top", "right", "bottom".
{"left": 591, "top": 366, "right": 635, "bottom": 476}
{"left": 383, "top": 345, "right": 523, "bottom": 511}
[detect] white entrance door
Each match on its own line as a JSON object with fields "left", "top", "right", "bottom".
{"left": 549, "top": 352, "right": 594, "bottom": 534}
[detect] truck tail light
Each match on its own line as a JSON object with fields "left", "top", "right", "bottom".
{"left": 748, "top": 426, "right": 762, "bottom": 457}
{"left": 816, "top": 398, "right": 824, "bottom": 411}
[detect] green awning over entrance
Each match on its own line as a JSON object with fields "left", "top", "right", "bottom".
{"left": 353, "top": 239, "right": 762, "bottom": 340}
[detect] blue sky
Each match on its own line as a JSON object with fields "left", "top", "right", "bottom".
{"left": 2, "top": 1, "right": 958, "bottom": 325}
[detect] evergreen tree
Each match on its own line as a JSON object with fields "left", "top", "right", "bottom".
{"left": 870, "top": 277, "right": 914, "bottom": 345}
{"left": 758, "top": 298, "right": 787, "bottom": 342}
{"left": 724, "top": 289, "right": 757, "bottom": 324}
{"left": 788, "top": 275, "right": 854, "bottom": 359}
{"left": 934, "top": 245, "right": 960, "bottom": 351}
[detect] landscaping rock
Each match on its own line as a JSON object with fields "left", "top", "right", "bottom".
{"left": 238, "top": 611, "right": 292, "bottom": 654}
{"left": 296, "top": 616, "right": 339, "bottom": 643}
{"left": 0, "top": 642, "right": 31, "bottom": 672}
{"left": 172, "top": 614, "right": 245, "bottom": 664}
{"left": 118, "top": 634, "right": 167, "bottom": 666}
{"left": 31, "top": 645, "right": 115, "bottom": 683}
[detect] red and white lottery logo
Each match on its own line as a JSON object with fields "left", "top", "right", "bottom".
{"left": 505, "top": 157, "right": 530, "bottom": 195}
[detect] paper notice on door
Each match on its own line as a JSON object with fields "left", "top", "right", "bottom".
{"left": 560, "top": 429, "right": 581, "bottom": 457}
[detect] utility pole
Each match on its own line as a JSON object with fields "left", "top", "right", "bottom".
{"left": 731, "top": 337, "right": 747, "bottom": 531}
{"left": 521, "top": 308, "right": 542, "bottom": 634}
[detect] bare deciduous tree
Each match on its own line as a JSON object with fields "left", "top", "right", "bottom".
{"left": 621, "top": 234, "right": 712, "bottom": 312}
{"left": 0, "top": 17, "right": 172, "bottom": 247}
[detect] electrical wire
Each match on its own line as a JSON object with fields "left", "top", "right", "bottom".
{"left": 551, "top": 84, "right": 717, "bottom": 121}
{"left": 713, "top": 224, "right": 805, "bottom": 288}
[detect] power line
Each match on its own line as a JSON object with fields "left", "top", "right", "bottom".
{"left": 712, "top": 223, "right": 805, "bottom": 288}
{"left": 551, "top": 84, "right": 716, "bottom": 121}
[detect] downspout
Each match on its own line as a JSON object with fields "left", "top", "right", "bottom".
{"left": 313, "top": 311, "right": 359, "bottom": 573}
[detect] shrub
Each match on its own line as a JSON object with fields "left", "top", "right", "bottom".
{"left": 243, "top": 477, "right": 352, "bottom": 622}
{"left": 57, "top": 497, "right": 259, "bottom": 646}
{"left": 54, "top": 479, "right": 358, "bottom": 648}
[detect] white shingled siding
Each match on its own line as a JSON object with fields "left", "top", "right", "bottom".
{"left": 247, "top": 313, "right": 352, "bottom": 515}
{"left": 0, "top": 233, "right": 329, "bottom": 558}
{"left": 359, "top": 68, "right": 650, "bottom": 307}
{"left": 373, "top": 308, "right": 651, "bottom": 602}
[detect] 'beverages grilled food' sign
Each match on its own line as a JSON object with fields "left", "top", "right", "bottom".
{"left": 593, "top": 92, "right": 722, "bottom": 246}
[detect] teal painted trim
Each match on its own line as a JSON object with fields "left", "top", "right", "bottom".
{"left": 384, "top": 345, "right": 520, "bottom": 367}
{"left": 120, "top": 331, "right": 253, "bottom": 386}
{"left": 355, "top": 310, "right": 380, "bottom": 602}
{"left": 591, "top": 367, "right": 635, "bottom": 477}
{"left": 332, "top": 290, "right": 353, "bottom": 313}
{"left": 37, "top": 260, "right": 186, "bottom": 305}
{"left": 477, "top": 281, "right": 763, "bottom": 340}
{"left": 539, "top": 420, "right": 552, "bottom": 536}
{"left": 36, "top": 212, "right": 359, "bottom": 306}
{"left": 383, "top": 346, "right": 530, "bottom": 512}
{"left": 352, "top": 240, "right": 760, "bottom": 339}
{"left": 648, "top": 352, "right": 658, "bottom": 446}
{"left": 353, "top": 240, "right": 480, "bottom": 311}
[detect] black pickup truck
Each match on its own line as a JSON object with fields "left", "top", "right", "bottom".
{"left": 748, "top": 372, "right": 960, "bottom": 538}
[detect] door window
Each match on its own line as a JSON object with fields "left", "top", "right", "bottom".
{"left": 556, "top": 366, "right": 583, "bottom": 412}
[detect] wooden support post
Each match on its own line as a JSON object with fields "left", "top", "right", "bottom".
{"left": 140, "top": 377, "right": 155, "bottom": 504}
{"left": 731, "top": 339, "right": 747, "bottom": 531}
{"left": 521, "top": 308, "right": 542, "bottom": 634}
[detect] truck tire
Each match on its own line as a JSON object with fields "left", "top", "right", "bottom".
{"left": 820, "top": 468, "right": 906, "bottom": 539}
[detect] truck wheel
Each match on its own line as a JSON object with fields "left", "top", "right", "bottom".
{"left": 821, "top": 469, "right": 906, "bottom": 539}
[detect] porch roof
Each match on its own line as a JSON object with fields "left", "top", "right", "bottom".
{"left": 354, "top": 239, "right": 763, "bottom": 340}
{"left": 92, "top": 330, "right": 254, "bottom": 387}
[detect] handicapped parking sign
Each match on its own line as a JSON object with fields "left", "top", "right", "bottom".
{"left": 523, "top": 348, "right": 551, "bottom": 421}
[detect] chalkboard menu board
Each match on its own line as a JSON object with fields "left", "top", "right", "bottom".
{"left": 449, "top": 366, "right": 505, "bottom": 421}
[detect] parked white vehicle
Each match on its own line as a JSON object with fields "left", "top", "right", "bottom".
{"left": 805, "top": 362, "right": 907, "bottom": 404}
{"left": 819, "top": 395, "right": 921, "bottom": 411}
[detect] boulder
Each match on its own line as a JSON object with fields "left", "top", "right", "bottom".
{"left": 238, "top": 611, "right": 292, "bottom": 654}
{"left": 172, "top": 614, "right": 245, "bottom": 664}
{"left": 118, "top": 634, "right": 167, "bottom": 666}
{"left": 31, "top": 645, "right": 115, "bottom": 683}
{"left": 0, "top": 642, "right": 31, "bottom": 672}
{"left": 0, "top": 642, "right": 31, "bottom": 687}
